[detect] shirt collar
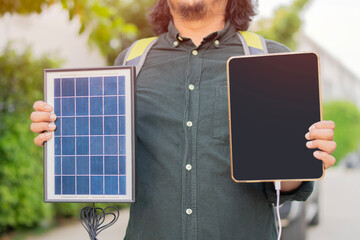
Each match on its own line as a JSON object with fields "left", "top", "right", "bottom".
{"left": 166, "top": 20, "right": 237, "bottom": 48}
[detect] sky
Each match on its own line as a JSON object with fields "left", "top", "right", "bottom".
{"left": 256, "top": 0, "right": 360, "bottom": 78}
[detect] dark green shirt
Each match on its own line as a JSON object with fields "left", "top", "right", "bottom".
{"left": 115, "top": 21, "right": 314, "bottom": 240}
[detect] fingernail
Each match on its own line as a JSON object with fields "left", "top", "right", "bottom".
{"left": 44, "top": 105, "right": 52, "bottom": 111}
{"left": 305, "top": 133, "right": 310, "bottom": 139}
{"left": 45, "top": 132, "right": 52, "bottom": 138}
{"left": 306, "top": 141, "right": 312, "bottom": 147}
{"left": 314, "top": 151, "right": 320, "bottom": 157}
{"left": 50, "top": 113, "right": 56, "bottom": 121}
{"left": 48, "top": 123, "right": 56, "bottom": 130}
{"left": 309, "top": 125, "right": 315, "bottom": 130}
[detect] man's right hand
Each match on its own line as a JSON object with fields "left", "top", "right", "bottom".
{"left": 30, "top": 101, "right": 57, "bottom": 146}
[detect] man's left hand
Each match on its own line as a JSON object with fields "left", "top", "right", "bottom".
{"left": 305, "top": 120, "right": 336, "bottom": 169}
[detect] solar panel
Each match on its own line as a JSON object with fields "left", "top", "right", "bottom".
{"left": 44, "top": 67, "right": 135, "bottom": 202}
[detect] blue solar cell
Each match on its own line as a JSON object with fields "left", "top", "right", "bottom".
{"left": 55, "top": 157, "right": 61, "bottom": 175}
{"left": 76, "top": 97, "right": 88, "bottom": 116}
{"left": 119, "top": 176, "right": 126, "bottom": 195}
{"left": 118, "top": 96, "right": 125, "bottom": 115}
{"left": 55, "top": 176, "right": 62, "bottom": 194}
{"left": 90, "top": 97, "right": 103, "bottom": 115}
{"left": 119, "top": 156, "right": 126, "bottom": 174}
{"left": 90, "top": 136, "right": 103, "bottom": 154}
{"left": 105, "top": 136, "right": 118, "bottom": 154}
{"left": 119, "top": 116, "right": 126, "bottom": 134}
{"left": 104, "top": 76, "right": 117, "bottom": 95}
{"left": 62, "top": 78, "right": 75, "bottom": 96}
{"left": 54, "top": 98, "right": 61, "bottom": 116}
{"left": 62, "top": 117, "right": 75, "bottom": 136}
{"left": 76, "top": 137, "right": 89, "bottom": 155}
{"left": 55, "top": 137, "right": 61, "bottom": 155}
{"left": 62, "top": 98, "right": 75, "bottom": 116}
{"left": 118, "top": 76, "right": 125, "bottom": 95}
{"left": 105, "top": 156, "right": 118, "bottom": 175}
{"left": 62, "top": 137, "right": 75, "bottom": 155}
{"left": 104, "top": 97, "right": 117, "bottom": 115}
{"left": 90, "top": 117, "right": 103, "bottom": 135}
{"left": 91, "top": 176, "right": 103, "bottom": 195}
{"left": 91, "top": 156, "right": 103, "bottom": 174}
{"left": 62, "top": 176, "right": 75, "bottom": 195}
{"left": 76, "top": 78, "right": 89, "bottom": 96}
{"left": 76, "top": 117, "right": 89, "bottom": 135}
{"left": 54, "top": 118, "right": 61, "bottom": 136}
{"left": 104, "top": 116, "right": 117, "bottom": 135}
{"left": 90, "top": 77, "right": 102, "bottom": 96}
{"left": 55, "top": 78, "right": 61, "bottom": 97}
{"left": 119, "top": 136, "right": 126, "bottom": 155}
{"left": 76, "top": 156, "right": 89, "bottom": 174}
{"left": 62, "top": 156, "right": 75, "bottom": 174}
{"left": 105, "top": 176, "right": 118, "bottom": 195}
{"left": 49, "top": 70, "right": 132, "bottom": 200}
{"left": 77, "top": 176, "right": 89, "bottom": 195}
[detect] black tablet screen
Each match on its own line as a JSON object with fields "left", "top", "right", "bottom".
{"left": 227, "top": 53, "right": 323, "bottom": 182}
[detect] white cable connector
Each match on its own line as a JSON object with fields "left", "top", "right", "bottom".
{"left": 274, "top": 181, "right": 282, "bottom": 240}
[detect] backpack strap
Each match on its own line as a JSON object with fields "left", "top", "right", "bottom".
{"left": 237, "top": 31, "right": 268, "bottom": 55}
{"left": 123, "top": 36, "right": 159, "bottom": 76}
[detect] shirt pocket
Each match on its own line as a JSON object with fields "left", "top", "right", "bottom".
{"left": 213, "top": 84, "right": 230, "bottom": 143}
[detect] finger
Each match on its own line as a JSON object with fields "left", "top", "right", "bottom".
{"left": 313, "top": 151, "right": 336, "bottom": 169}
{"left": 305, "top": 129, "right": 334, "bottom": 141}
{"left": 30, "top": 122, "right": 57, "bottom": 133}
{"left": 306, "top": 140, "right": 337, "bottom": 154}
{"left": 30, "top": 111, "right": 57, "bottom": 123}
{"left": 33, "top": 101, "right": 53, "bottom": 112}
{"left": 34, "top": 132, "right": 53, "bottom": 147}
{"left": 309, "top": 120, "right": 335, "bottom": 130}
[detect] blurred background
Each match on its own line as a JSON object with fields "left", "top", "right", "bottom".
{"left": 0, "top": 0, "right": 359, "bottom": 239}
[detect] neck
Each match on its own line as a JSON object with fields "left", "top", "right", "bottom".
{"left": 170, "top": 2, "right": 227, "bottom": 47}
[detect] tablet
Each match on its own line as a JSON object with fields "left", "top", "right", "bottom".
{"left": 227, "top": 52, "right": 324, "bottom": 183}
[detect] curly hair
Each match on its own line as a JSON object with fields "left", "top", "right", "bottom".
{"left": 147, "top": 0, "right": 258, "bottom": 35}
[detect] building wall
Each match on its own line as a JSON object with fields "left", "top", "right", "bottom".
{"left": 0, "top": 4, "right": 106, "bottom": 68}
{"left": 297, "top": 33, "right": 360, "bottom": 109}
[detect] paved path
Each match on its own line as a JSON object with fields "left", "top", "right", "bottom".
{"left": 26, "top": 208, "right": 129, "bottom": 240}
{"left": 307, "top": 167, "right": 360, "bottom": 240}
{"left": 25, "top": 167, "right": 360, "bottom": 240}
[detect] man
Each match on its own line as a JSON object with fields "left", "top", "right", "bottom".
{"left": 30, "top": 0, "right": 337, "bottom": 239}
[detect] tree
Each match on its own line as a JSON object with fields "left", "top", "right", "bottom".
{"left": 255, "top": 0, "right": 311, "bottom": 50}
{"left": 0, "top": 0, "right": 156, "bottom": 65}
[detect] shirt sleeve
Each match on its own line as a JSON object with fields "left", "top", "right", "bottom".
{"left": 263, "top": 181, "right": 314, "bottom": 205}
{"left": 262, "top": 39, "right": 315, "bottom": 205}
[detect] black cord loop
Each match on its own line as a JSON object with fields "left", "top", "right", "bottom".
{"left": 80, "top": 203, "right": 120, "bottom": 240}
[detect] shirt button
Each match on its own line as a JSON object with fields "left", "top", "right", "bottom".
{"left": 186, "top": 121, "right": 193, "bottom": 127}
{"left": 178, "top": 36, "right": 183, "bottom": 41}
{"left": 188, "top": 84, "right": 195, "bottom": 91}
{"left": 186, "top": 208, "right": 193, "bottom": 215}
{"left": 186, "top": 164, "right": 192, "bottom": 171}
{"left": 192, "top": 50, "right": 198, "bottom": 56}
{"left": 214, "top": 40, "right": 220, "bottom": 47}
{"left": 173, "top": 41, "right": 179, "bottom": 47}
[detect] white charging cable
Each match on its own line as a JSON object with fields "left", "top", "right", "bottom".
{"left": 274, "top": 181, "right": 282, "bottom": 240}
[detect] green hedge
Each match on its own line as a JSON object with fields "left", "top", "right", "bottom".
{"left": 0, "top": 46, "right": 127, "bottom": 234}
{"left": 323, "top": 101, "right": 360, "bottom": 163}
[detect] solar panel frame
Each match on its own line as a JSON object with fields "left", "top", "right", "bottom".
{"left": 43, "top": 66, "right": 136, "bottom": 203}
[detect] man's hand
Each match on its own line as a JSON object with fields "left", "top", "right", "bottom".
{"left": 30, "top": 101, "right": 57, "bottom": 146}
{"left": 280, "top": 120, "right": 336, "bottom": 192}
{"left": 305, "top": 120, "right": 336, "bottom": 169}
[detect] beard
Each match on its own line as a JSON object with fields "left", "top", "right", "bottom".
{"left": 168, "top": 0, "right": 208, "bottom": 20}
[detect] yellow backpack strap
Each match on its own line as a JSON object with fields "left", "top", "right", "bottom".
{"left": 237, "top": 31, "right": 268, "bottom": 55}
{"left": 123, "top": 36, "right": 159, "bottom": 76}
